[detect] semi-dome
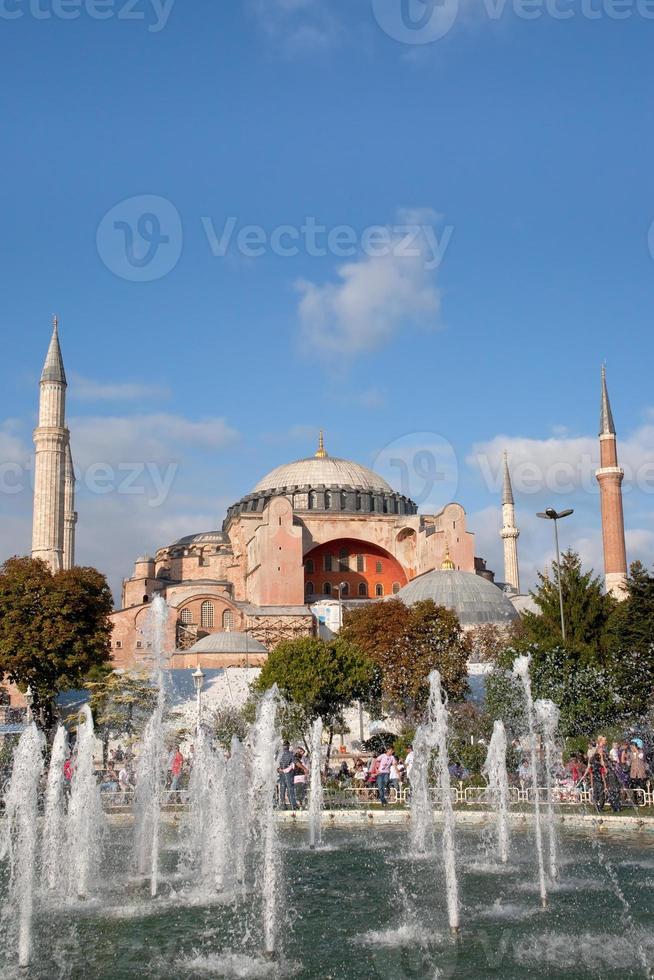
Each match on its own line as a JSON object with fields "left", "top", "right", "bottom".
{"left": 396, "top": 569, "right": 518, "bottom": 626}
{"left": 186, "top": 631, "right": 268, "bottom": 655}
{"left": 253, "top": 455, "right": 392, "bottom": 495}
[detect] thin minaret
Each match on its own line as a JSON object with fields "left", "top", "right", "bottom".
{"left": 31, "top": 316, "right": 70, "bottom": 572}
{"left": 500, "top": 451, "right": 520, "bottom": 594}
{"left": 595, "top": 366, "right": 627, "bottom": 598}
{"left": 62, "top": 442, "right": 77, "bottom": 570}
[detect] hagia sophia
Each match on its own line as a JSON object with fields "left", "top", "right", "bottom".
{"left": 25, "top": 319, "right": 629, "bottom": 676}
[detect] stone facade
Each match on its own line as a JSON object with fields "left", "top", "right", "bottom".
{"left": 109, "top": 443, "right": 487, "bottom": 668}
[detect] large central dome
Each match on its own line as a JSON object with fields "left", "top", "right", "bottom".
{"left": 253, "top": 455, "right": 392, "bottom": 495}
{"left": 224, "top": 433, "right": 417, "bottom": 524}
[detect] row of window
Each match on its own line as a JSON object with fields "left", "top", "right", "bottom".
{"left": 179, "top": 603, "right": 234, "bottom": 629}
{"left": 305, "top": 555, "right": 384, "bottom": 574}
{"left": 305, "top": 582, "right": 401, "bottom": 598}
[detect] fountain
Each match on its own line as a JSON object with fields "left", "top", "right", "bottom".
{"left": 513, "top": 655, "right": 548, "bottom": 908}
{"left": 250, "top": 685, "right": 282, "bottom": 957}
{"left": 408, "top": 722, "right": 435, "bottom": 855}
{"left": 535, "top": 698, "right": 560, "bottom": 881}
{"left": 186, "top": 729, "right": 230, "bottom": 892}
{"left": 227, "top": 735, "right": 249, "bottom": 890}
{"left": 308, "top": 717, "right": 323, "bottom": 849}
{"left": 66, "top": 704, "right": 105, "bottom": 900}
{"left": 483, "top": 720, "right": 510, "bottom": 864}
{"left": 133, "top": 593, "right": 168, "bottom": 897}
{"left": 427, "top": 669, "right": 460, "bottom": 934}
{"left": 41, "top": 723, "right": 68, "bottom": 892}
{"left": 0, "top": 722, "right": 44, "bottom": 968}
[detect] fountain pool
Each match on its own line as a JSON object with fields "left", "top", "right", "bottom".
{"left": 1, "top": 824, "right": 652, "bottom": 979}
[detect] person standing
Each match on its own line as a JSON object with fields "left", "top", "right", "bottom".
{"left": 629, "top": 740, "right": 647, "bottom": 794}
{"left": 375, "top": 746, "right": 394, "bottom": 806}
{"left": 168, "top": 746, "right": 184, "bottom": 803}
{"left": 293, "top": 749, "right": 309, "bottom": 808}
{"left": 277, "top": 741, "right": 297, "bottom": 810}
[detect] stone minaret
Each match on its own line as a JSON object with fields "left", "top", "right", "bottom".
{"left": 595, "top": 366, "right": 627, "bottom": 598}
{"left": 31, "top": 317, "right": 70, "bottom": 573}
{"left": 500, "top": 451, "right": 520, "bottom": 593}
{"left": 62, "top": 442, "right": 77, "bottom": 570}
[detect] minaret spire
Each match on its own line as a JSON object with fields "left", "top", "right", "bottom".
{"left": 500, "top": 451, "right": 520, "bottom": 593}
{"left": 595, "top": 365, "right": 627, "bottom": 598}
{"left": 32, "top": 316, "right": 72, "bottom": 572}
{"left": 599, "top": 364, "right": 615, "bottom": 436}
{"left": 41, "top": 314, "right": 67, "bottom": 385}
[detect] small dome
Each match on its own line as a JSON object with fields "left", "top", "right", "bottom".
{"left": 253, "top": 456, "right": 392, "bottom": 494}
{"left": 186, "top": 631, "right": 268, "bottom": 655}
{"left": 170, "top": 531, "right": 228, "bottom": 548}
{"left": 397, "top": 569, "right": 518, "bottom": 626}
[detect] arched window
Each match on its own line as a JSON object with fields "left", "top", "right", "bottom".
{"left": 356, "top": 554, "right": 365, "bottom": 572}
{"left": 323, "top": 582, "right": 332, "bottom": 596}
{"left": 305, "top": 558, "right": 314, "bottom": 575}
{"left": 200, "top": 601, "right": 214, "bottom": 628}
{"left": 305, "top": 581, "right": 314, "bottom": 596}
{"left": 358, "top": 582, "right": 368, "bottom": 597}
{"left": 222, "top": 609, "right": 234, "bottom": 630}
{"left": 392, "top": 582, "right": 401, "bottom": 595}
{"left": 340, "top": 582, "right": 349, "bottom": 597}
{"left": 340, "top": 492, "right": 346, "bottom": 509}
{"left": 375, "top": 560, "right": 383, "bottom": 574}
{"left": 324, "top": 555, "right": 333, "bottom": 572}
{"left": 355, "top": 493, "right": 361, "bottom": 512}
{"left": 180, "top": 608, "right": 192, "bottom": 624}
{"left": 339, "top": 547, "right": 349, "bottom": 572}
{"left": 375, "top": 583, "right": 384, "bottom": 597}
{"left": 309, "top": 491, "right": 318, "bottom": 510}
{"left": 325, "top": 491, "right": 332, "bottom": 509}
{"left": 142, "top": 594, "right": 149, "bottom": 604}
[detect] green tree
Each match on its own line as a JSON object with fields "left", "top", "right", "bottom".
{"left": 86, "top": 669, "right": 158, "bottom": 762}
{"left": 341, "top": 598, "right": 469, "bottom": 721}
{"left": 211, "top": 705, "right": 248, "bottom": 751}
{"left": 253, "top": 636, "right": 379, "bottom": 769}
{"left": 0, "top": 557, "right": 113, "bottom": 730}
{"left": 520, "top": 550, "right": 615, "bottom": 660}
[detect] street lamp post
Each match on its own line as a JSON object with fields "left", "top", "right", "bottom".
{"left": 537, "top": 507, "right": 574, "bottom": 641}
{"left": 192, "top": 666, "right": 205, "bottom": 732}
{"left": 24, "top": 685, "right": 34, "bottom": 725}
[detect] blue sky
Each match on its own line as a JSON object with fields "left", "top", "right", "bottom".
{"left": 2, "top": 0, "right": 654, "bottom": 599}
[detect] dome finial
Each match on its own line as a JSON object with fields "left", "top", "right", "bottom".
{"left": 315, "top": 429, "right": 327, "bottom": 459}
{"left": 441, "top": 543, "right": 455, "bottom": 570}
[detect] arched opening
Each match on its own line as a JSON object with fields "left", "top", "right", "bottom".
{"left": 200, "top": 601, "right": 214, "bottom": 628}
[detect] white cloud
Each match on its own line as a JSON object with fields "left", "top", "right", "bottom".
{"left": 70, "top": 374, "right": 171, "bottom": 402}
{"left": 249, "top": 0, "right": 341, "bottom": 52}
{"left": 69, "top": 414, "right": 239, "bottom": 468}
{"left": 296, "top": 209, "right": 446, "bottom": 361}
{"left": 468, "top": 422, "right": 654, "bottom": 500}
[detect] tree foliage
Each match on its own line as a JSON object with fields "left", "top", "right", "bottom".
{"left": 211, "top": 705, "right": 248, "bottom": 751}
{"left": 0, "top": 557, "right": 113, "bottom": 727}
{"left": 519, "top": 549, "right": 615, "bottom": 660}
{"left": 86, "top": 670, "right": 157, "bottom": 741}
{"left": 340, "top": 598, "right": 470, "bottom": 721}
{"left": 254, "top": 636, "right": 378, "bottom": 726}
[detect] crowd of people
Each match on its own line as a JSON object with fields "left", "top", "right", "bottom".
{"left": 563, "top": 736, "right": 650, "bottom": 812}
{"left": 58, "top": 729, "right": 653, "bottom": 815}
